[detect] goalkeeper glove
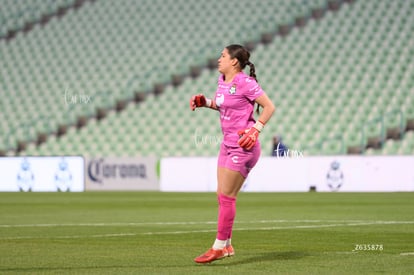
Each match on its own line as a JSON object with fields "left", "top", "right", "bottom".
{"left": 238, "top": 120, "right": 265, "bottom": 150}
{"left": 190, "top": 94, "right": 212, "bottom": 111}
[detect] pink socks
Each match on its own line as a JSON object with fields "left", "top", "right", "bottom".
{"left": 216, "top": 194, "right": 236, "bottom": 241}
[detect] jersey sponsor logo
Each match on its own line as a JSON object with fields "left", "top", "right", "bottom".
{"left": 220, "top": 114, "right": 231, "bottom": 121}
{"left": 216, "top": 93, "right": 224, "bottom": 107}
{"left": 231, "top": 156, "right": 239, "bottom": 164}
{"left": 229, "top": 84, "right": 236, "bottom": 94}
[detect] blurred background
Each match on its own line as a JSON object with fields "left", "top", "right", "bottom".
{"left": 1, "top": 0, "right": 413, "bottom": 159}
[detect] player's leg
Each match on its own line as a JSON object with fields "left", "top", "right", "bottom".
{"left": 194, "top": 168, "right": 242, "bottom": 264}
{"left": 194, "top": 144, "right": 260, "bottom": 263}
{"left": 195, "top": 145, "right": 240, "bottom": 264}
{"left": 216, "top": 167, "right": 244, "bottom": 256}
{"left": 217, "top": 167, "right": 245, "bottom": 197}
{"left": 216, "top": 144, "right": 261, "bottom": 256}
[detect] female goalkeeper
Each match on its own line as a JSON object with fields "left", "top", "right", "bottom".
{"left": 190, "top": 44, "right": 275, "bottom": 263}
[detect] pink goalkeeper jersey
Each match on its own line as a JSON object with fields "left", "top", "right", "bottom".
{"left": 215, "top": 71, "right": 264, "bottom": 146}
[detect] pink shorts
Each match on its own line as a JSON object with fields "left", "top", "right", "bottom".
{"left": 218, "top": 142, "right": 261, "bottom": 178}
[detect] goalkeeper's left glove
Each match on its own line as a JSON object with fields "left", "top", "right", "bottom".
{"left": 238, "top": 120, "right": 265, "bottom": 150}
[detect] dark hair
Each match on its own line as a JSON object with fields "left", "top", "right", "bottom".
{"left": 225, "top": 44, "right": 260, "bottom": 114}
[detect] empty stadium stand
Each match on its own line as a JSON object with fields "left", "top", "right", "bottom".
{"left": 1, "top": 0, "right": 413, "bottom": 157}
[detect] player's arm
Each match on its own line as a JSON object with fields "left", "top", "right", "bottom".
{"left": 189, "top": 94, "right": 218, "bottom": 111}
{"left": 254, "top": 93, "right": 275, "bottom": 125}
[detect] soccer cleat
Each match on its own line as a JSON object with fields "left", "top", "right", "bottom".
{"left": 194, "top": 248, "right": 228, "bottom": 264}
{"left": 226, "top": 245, "right": 235, "bottom": 257}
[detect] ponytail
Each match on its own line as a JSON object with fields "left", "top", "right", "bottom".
{"left": 246, "top": 61, "right": 257, "bottom": 82}
{"left": 246, "top": 61, "right": 261, "bottom": 115}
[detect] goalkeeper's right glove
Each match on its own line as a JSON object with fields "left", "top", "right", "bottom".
{"left": 189, "top": 94, "right": 212, "bottom": 111}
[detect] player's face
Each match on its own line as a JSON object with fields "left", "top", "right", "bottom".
{"left": 218, "top": 48, "right": 237, "bottom": 74}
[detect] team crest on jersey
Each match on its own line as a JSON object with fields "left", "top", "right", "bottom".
{"left": 229, "top": 84, "right": 236, "bottom": 94}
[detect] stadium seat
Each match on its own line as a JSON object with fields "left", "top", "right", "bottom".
{"left": 4, "top": 0, "right": 413, "bottom": 157}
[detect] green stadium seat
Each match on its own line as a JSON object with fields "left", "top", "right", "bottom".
{"left": 3, "top": 0, "right": 413, "bottom": 157}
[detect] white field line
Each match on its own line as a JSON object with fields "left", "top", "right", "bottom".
{"left": 400, "top": 252, "right": 414, "bottom": 256}
{"left": 0, "top": 221, "right": 217, "bottom": 228}
{"left": 1, "top": 220, "right": 413, "bottom": 240}
{"left": 1, "top": 219, "right": 412, "bottom": 228}
{"left": 141, "top": 221, "right": 414, "bottom": 235}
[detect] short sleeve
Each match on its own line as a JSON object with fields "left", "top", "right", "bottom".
{"left": 243, "top": 77, "right": 264, "bottom": 101}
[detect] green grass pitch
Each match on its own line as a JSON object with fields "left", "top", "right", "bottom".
{"left": 0, "top": 192, "right": 413, "bottom": 274}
